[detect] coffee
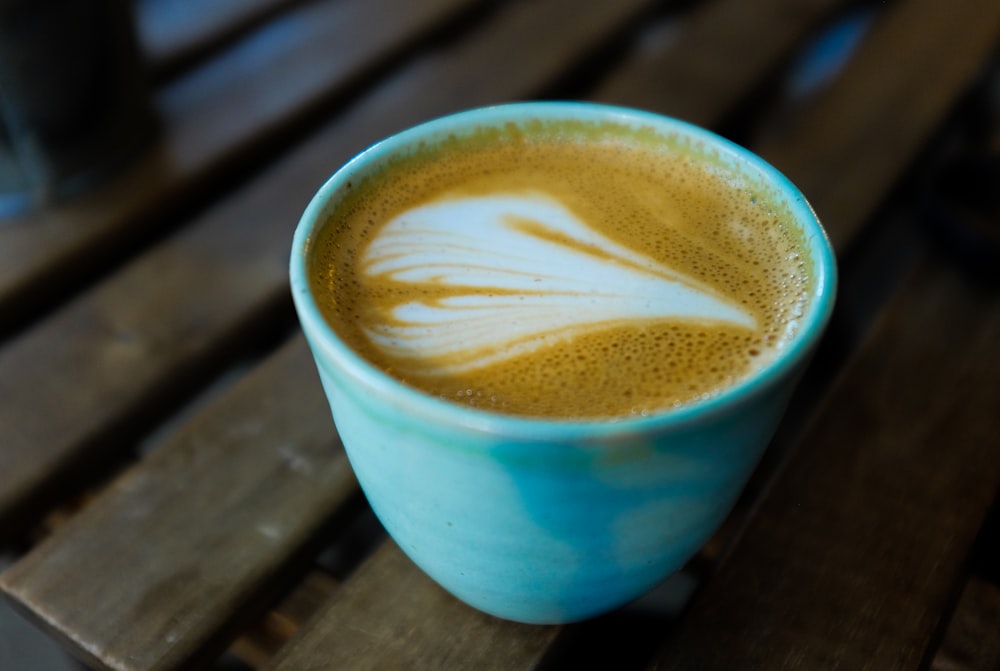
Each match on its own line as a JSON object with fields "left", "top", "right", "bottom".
{"left": 308, "top": 118, "right": 814, "bottom": 418}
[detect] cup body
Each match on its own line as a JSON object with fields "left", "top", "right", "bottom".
{"left": 290, "top": 102, "right": 837, "bottom": 623}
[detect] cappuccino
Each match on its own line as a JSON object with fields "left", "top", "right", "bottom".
{"left": 308, "top": 118, "right": 814, "bottom": 418}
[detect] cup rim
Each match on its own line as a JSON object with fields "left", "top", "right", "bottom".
{"left": 290, "top": 101, "right": 837, "bottom": 441}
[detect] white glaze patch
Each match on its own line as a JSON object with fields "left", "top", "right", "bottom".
{"left": 360, "top": 193, "right": 754, "bottom": 373}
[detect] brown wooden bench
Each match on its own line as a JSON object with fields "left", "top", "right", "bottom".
{"left": 1, "top": 0, "right": 998, "bottom": 669}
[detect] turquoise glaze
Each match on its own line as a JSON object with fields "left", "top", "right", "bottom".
{"left": 290, "top": 102, "right": 837, "bottom": 624}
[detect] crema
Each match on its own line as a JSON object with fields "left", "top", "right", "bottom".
{"left": 308, "top": 119, "right": 814, "bottom": 418}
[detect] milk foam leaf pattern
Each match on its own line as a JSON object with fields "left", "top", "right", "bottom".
{"left": 361, "top": 193, "right": 756, "bottom": 374}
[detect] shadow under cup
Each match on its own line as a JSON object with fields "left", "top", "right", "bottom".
{"left": 290, "top": 102, "right": 837, "bottom": 624}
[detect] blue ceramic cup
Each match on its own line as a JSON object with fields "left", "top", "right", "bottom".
{"left": 290, "top": 102, "right": 836, "bottom": 624}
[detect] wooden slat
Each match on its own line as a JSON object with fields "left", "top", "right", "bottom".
{"left": 0, "top": 0, "right": 656, "bottom": 533}
{"left": 0, "top": 0, "right": 478, "bottom": 325}
{"left": 0, "top": 190, "right": 293, "bottom": 533}
{"left": 594, "top": 0, "right": 846, "bottom": 123}
{"left": 753, "top": 0, "right": 1000, "bottom": 251}
{"left": 931, "top": 577, "right": 1000, "bottom": 671}
{"left": 136, "top": 0, "right": 304, "bottom": 78}
{"left": 265, "top": 543, "right": 559, "bottom": 671}
{"left": 647, "top": 255, "right": 1000, "bottom": 668}
{"left": 0, "top": 337, "right": 358, "bottom": 671}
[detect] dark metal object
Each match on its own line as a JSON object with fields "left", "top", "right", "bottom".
{"left": 0, "top": 0, "right": 155, "bottom": 215}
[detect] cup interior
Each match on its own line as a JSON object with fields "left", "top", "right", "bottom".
{"left": 290, "top": 102, "right": 837, "bottom": 440}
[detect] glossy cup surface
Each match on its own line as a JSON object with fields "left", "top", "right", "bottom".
{"left": 290, "top": 102, "right": 837, "bottom": 623}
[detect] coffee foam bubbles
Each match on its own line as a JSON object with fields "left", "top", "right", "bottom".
{"left": 361, "top": 192, "right": 756, "bottom": 374}
{"left": 309, "top": 121, "right": 814, "bottom": 418}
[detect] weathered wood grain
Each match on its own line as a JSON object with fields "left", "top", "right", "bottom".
{"left": 0, "top": 337, "right": 358, "bottom": 671}
{"left": 0, "top": 0, "right": 479, "bottom": 326}
{"left": 648, "top": 254, "right": 1000, "bottom": 669}
{"left": 265, "top": 543, "right": 559, "bottom": 671}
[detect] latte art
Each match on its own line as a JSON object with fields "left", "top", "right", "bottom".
{"left": 361, "top": 193, "right": 755, "bottom": 374}
{"left": 309, "top": 119, "right": 815, "bottom": 418}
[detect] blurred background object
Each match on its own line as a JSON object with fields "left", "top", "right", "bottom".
{"left": 0, "top": 0, "right": 155, "bottom": 215}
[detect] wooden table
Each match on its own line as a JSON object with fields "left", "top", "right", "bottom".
{"left": 2, "top": 0, "right": 999, "bottom": 669}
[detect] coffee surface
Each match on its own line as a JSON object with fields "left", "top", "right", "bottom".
{"left": 309, "top": 119, "right": 814, "bottom": 419}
